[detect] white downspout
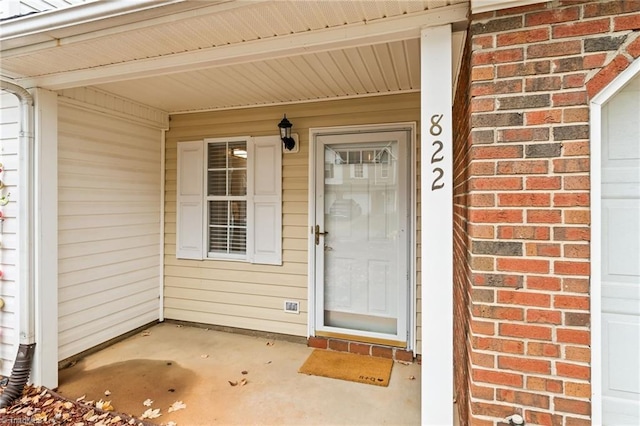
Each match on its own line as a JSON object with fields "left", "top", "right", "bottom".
{"left": 0, "top": 78, "right": 36, "bottom": 408}
{"left": 0, "top": 79, "right": 35, "bottom": 346}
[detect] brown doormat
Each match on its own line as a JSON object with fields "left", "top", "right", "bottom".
{"left": 298, "top": 349, "right": 393, "bottom": 387}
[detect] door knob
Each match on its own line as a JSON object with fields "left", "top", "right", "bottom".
{"left": 315, "top": 225, "right": 328, "bottom": 245}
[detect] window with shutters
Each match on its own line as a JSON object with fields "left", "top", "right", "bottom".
{"left": 176, "top": 136, "right": 282, "bottom": 265}
{"left": 207, "top": 140, "right": 248, "bottom": 258}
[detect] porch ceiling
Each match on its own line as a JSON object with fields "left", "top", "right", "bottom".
{"left": 0, "top": 0, "right": 469, "bottom": 114}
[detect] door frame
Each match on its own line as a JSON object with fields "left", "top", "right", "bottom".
{"left": 307, "top": 122, "right": 417, "bottom": 352}
{"left": 590, "top": 57, "right": 640, "bottom": 425}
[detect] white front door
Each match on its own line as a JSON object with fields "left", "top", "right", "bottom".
{"left": 313, "top": 129, "right": 410, "bottom": 345}
{"left": 601, "top": 74, "right": 640, "bottom": 425}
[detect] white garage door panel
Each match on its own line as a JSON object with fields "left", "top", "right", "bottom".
{"left": 601, "top": 74, "right": 640, "bottom": 425}
{"left": 604, "top": 396, "right": 640, "bottom": 425}
{"left": 606, "top": 89, "right": 640, "bottom": 160}
{"left": 602, "top": 283, "right": 640, "bottom": 316}
{"left": 605, "top": 204, "right": 640, "bottom": 277}
{"left": 604, "top": 314, "right": 640, "bottom": 394}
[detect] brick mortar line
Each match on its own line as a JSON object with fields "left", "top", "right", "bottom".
{"left": 469, "top": 368, "right": 592, "bottom": 388}
{"left": 470, "top": 348, "right": 592, "bottom": 365}
{"left": 468, "top": 384, "right": 592, "bottom": 401}
{"left": 472, "top": 298, "right": 592, "bottom": 307}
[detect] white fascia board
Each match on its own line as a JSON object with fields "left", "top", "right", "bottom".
{"left": 17, "top": 3, "right": 469, "bottom": 91}
{"left": 471, "top": 0, "right": 545, "bottom": 14}
{"left": 0, "top": 0, "right": 187, "bottom": 41}
{"left": 1, "top": 1, "right": 268, "bottom": 56}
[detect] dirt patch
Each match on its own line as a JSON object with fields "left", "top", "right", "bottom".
{"left": 57, "top": 359, "right": 197, "bottom": 420}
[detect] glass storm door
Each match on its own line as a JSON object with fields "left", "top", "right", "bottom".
{"left": 314, "top": 131, "right": 409, "bottom": 343}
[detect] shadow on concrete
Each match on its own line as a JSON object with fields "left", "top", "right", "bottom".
{"left": 58, "top": 358, "right": 197, "bottom": 419}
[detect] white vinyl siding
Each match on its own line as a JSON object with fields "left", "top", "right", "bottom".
{"left": 0, "top": 92, "right": 19, "bottom": 376}
{"left": 165, "top": 93, "right": 422, "bottom": 349}
{"left": 58, "top": 101, "right": 162, "bottom": 360}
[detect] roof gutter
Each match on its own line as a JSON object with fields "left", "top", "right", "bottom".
{"left": 0, "top": 0, "right": 188, "bottom": 41}
{"left": 0, "top": 78, "right": 36, "bottom": 408}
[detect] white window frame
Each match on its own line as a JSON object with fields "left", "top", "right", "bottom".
{"left": 176, "top": 135, "right": 282, "bottom": 265}
{"left": 204, "top": 136, "right": 251, "bottom": 261}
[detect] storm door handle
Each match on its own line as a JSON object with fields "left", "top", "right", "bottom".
{"left": 315, "top": 225, "right": 328, "bottom": 245}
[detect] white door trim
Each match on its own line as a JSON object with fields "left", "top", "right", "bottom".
{"left": 307, "top": 122, "right": 416, "bottom": 349}
{"left": 590, "top": 57, "right": 640, "bottom": 426}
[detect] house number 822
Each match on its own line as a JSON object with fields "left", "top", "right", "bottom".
{"left": 430, "top": 114, "right": 445, "bottom": 191}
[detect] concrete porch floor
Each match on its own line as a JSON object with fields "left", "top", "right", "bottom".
{"left": 56, "top": 322, "right": 421, "bottom": 425}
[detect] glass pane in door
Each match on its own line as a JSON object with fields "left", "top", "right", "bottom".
{"left": 323, "top": 141, "right": 400, "bottom": 334}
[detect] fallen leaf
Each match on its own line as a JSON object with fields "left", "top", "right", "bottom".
{"left": 104, "top": 390, "right": 111, "bottom": 396}
{"left": 200, "top": 354, "right": 209, "bottom": 359}
{"left": 241, "top": 370, "right": 248, "bottom": 375}
{"left": 83, "top": 409, "right": 95, "bottom": 420}
{"left": 143, "top": 399, "right": 154, "bottom": 407}
{"left": 239, "top": 378, "right": 248, "bottom": 386}
{"left": 96, "top": 399, "right": 114, "bottom": 411}
{"left": 141, "top": 331, "right": 151, "bottom": 337}
{"left": 396, "top": 360, "right": 411, "bottom": 366}
{"left": 33, "top": 412, "right": 48, "bottom": 421}
{"left": 266, "top": 341, "right": 274, "bottom": 346}
{"left": 166, "top": 422, "right": 178, "bottom": 426}
{"left": 408, "top": 375, "right": 416, "bottom": 380}
{"left": 265, "top": 360, "right": 272, "bottom": 364}
{"left": 76, "top": 395, "right": 86, "bottom": 402}
{"left": 176, "top": 325, "right": 183, "bottom": 328}
{"left": 43, "top": 398, "right": 54, "bottom": 407}
{"left": 140, "top": 408, "right": 161, "bottom": 419}
{"left": 228, "top": 381, "right": 237, "bottom": 386}
{"left": 167, "top": 400, "right": 186, "bottom": 413}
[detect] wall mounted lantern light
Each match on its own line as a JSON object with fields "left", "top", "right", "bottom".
{"left": 278, "top": 114, "right": 296, "bottom": 151}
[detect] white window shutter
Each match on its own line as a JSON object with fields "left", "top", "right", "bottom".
{"left": 176, "top": 141, "right": 204, "bottom": 260}
{"left": 248, "top": 136, "right": 282, "bottom": 265}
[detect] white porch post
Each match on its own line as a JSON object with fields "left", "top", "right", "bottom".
{"left": 31, "top": 88, "right": 58, "bottom": 388}
{"left": 420, "top": 25, "right": 453, "bottom": 425}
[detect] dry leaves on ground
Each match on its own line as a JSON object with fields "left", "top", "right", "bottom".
{"left": 140, "top": 408, "right": 161, "bottom": 420}
{"left": 0, "top": 384, "right": 157, "bottom": 426}
{"left": 167, "top": 401, "right": 186, "bottom": 413}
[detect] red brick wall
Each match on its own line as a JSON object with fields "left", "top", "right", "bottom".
{"left": 467, "top": 1, "right": 640, "bottom": 424}
{"left": 453, "top": 30, "right": 473, "bottom": 425}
